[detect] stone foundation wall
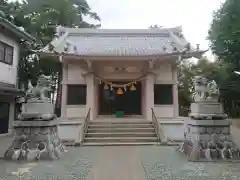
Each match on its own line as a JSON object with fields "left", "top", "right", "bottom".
{"left": 186, "top": 124, "right": 231, "bottom": 142}
{"left": 178, "top": 118, "right": 240, "bottom": 161}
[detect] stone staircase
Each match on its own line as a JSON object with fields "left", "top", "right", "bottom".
{"left": 82, "top": 119, "right": 159, "bottom": 146}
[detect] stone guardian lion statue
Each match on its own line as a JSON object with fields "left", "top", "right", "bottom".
{"left": 26, "top": 75, "right": 53, "bottom": 101}
{"left": 192, "top": 76, "right": 219, "bottom": 102}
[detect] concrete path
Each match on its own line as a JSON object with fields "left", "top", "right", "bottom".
{"left": 86, "top": 147, "right": 147, "bottom": 180}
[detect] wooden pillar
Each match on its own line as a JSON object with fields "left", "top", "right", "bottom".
{"left": 61, "top": 62, "right": 68, "bottom": 118}
{"left": 172, "top": 65, "right": 179, "bottom": 117}
{"left": 145, "top": 73, "right": 155, "bottom": 121}
{"left": 86, "top": 73, "right": 95, "bottom": 120}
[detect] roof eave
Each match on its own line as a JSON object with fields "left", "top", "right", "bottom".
{"left": 35, "top": 50, "right": 197, "bottom": 60}
{"left": 189, "top": 49, "right": 208, "bottom": 59}
{"left": 0, "top": 17, "right": 35, "bottom": 42}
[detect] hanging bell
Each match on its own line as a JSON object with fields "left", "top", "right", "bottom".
{"left": 116, "top": 88, "right": 124, "bottom": 95}
{"left": 104, "top": 84, "right": 109, "bottom": 90}
{"left": 130, "top": 84, "right": 136, "bottom": 91}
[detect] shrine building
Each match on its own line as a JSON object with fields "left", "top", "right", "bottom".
{"left": 39, "top": 26, "right": 204, "bottom": 122}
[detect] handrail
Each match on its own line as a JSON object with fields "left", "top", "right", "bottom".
{"left": 151, "top": 108, "right": 166, "bottom": 143}
{"left": 83, "top": 108, "right": 91, "bottom": 135}
{"left": 78, "top": 108, "right": 91, "bottom": 145}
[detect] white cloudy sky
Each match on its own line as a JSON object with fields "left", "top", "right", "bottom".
{"left": 12, "top": 0, "right": 225, "bottom": 59}
{"left": 86, "top": 0, "right": 225, "bottom": 59}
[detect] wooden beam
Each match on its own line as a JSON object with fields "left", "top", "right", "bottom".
{"left": 85, "top": 60, "right": 92, "bottom": 68}
{"left": 148, "top": 59, "right": 156, "bottom": 69}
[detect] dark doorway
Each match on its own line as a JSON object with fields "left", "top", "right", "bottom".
{"left": 98, "top": 82, "right": 142, "bottom": 115}
{"left": 0, "top": 102, "right": 10, "bottom": 134}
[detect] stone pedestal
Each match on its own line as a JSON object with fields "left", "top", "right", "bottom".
{"left": 19, "top": 100, "right": 56, "bottom": 121}
{"left": 178, "top": 101, "right": 240, "bottom": 161}
{"left": 4, "top": 120, "right": 66, "bottom": 161}
{"left": 190, "top": 101, "right": 227, "bottom": 120}
{"left": 4, "top": 99, "right": 66, "bottom": 161}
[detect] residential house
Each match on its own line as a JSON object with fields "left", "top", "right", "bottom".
{"left": 0, "top": 12, "right": 34, "bottom": 134}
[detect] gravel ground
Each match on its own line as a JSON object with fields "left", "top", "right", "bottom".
{"left": 1, "top": 146, "right": 240, "bottom": 180}
{"left": 140, "top": 146, "right": 240, "bottom": 180}
{"left": 0, "top": 147, "right": 99, "bottom": 180}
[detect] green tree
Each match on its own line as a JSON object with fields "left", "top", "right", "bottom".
{"left": 2, "top": 0, "right": 100, "bottom": 115}
{"left": 2, "top": 0, "right": 100, "bottom": 85}
{"left": 208, "top": 0, "right": 240, "bottom": 117}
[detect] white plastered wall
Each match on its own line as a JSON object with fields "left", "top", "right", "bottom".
{"left": 153, "top": 62, "right": 178, "bottom": 118}
{"left": 0, "top": 32, "right": 19, "bottom": 85}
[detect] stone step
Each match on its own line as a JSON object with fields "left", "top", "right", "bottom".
{"left": 82, "top": 142, "right": 160, "bottom": 146}
{"left": 87, "top": 127, "right": 155, "bottom": 133}
{"left": 86, "top": 132, "right": 156, "bottom": 137}
{"left": 88, "top": 124, "right": 154, "bottom": 128}
{"left": 84, "top": 137, "right": 158, "bottom": 143}
{"left": 89, "top": 121, "right": 152, "bottom": 124}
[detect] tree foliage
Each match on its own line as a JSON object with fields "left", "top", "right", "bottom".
{"left": 208, "top": 0, "right": 240, "bottom": 117}
{"left": 2, "top": 0, "right": 100, "bottom": 115}
{"left": 2, "top": 0, "right": 100, "bottom": 88}
{"left": 208, "top": 0, "right": 240, "bottom": 65}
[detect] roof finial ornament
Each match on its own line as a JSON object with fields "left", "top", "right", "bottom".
{"left": 18, "top": 27, "right": 25, "bottom": 31}
{"left": 172, "top": 46, "right": 178, "bottom": 52}
{"left": 48, "top": 43, "right": 54, "bottom": 52}
{"left": 196, "top": 44, "right": 200, "bottom": 51}
{"left": 162, "top": 46, "right": 167, "bottom": 52}
{"left": 64, "top": 43, "right": 70, "bottom": 52}
{"left": 56, "top": 25, "right": 66, "bottom": 37}
{"left": 73, "top": 46, "right": 77, "bottom": 53}
{"left": 0, "top": 10, "right": 5, "bottom": 18}
{"left": 183, "top": 43, "right": 191, "bottom": 52}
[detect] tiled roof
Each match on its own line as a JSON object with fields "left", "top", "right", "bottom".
{"left": 41, "top": 26, "right": 200, "bottom": 57}
{"left": 0, "top": 15, "right": 35, "bottom": 42}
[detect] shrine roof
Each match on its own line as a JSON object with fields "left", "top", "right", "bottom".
{"left": 40, "top": 26, "right": 204, "bottom": 57}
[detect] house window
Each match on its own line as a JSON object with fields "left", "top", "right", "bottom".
{"left": 67, "top": 84, "right": 87, "bottom": 105}
{"left": 0, "top": 41, "right": 13, "bottom": 65}
{"left": 154, "top": 84, "right": 173, "bottom": 105}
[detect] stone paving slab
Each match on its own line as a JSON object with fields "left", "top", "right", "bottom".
{"left": 86, "top": 146, "right": 147, "bottom": 180}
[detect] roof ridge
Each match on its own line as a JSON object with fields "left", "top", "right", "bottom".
{"left": 61, "top": 26, "right": 182, "bottom": 35}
